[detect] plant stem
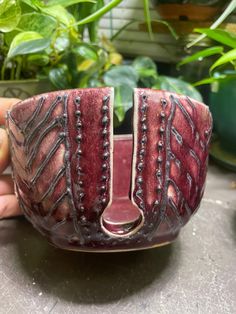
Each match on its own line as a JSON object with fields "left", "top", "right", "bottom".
{"left": 15, "top": 58, "right": 22, "bottom": 80}
{"left": 75, "top": 0, "right": 123, "bottom": 26}
{"left": 1, "top": 61, "right": 6, "bottom": 80}
{"left": 187, "top": 0, "right": 236, "bottom": 48}
{"left": 111, "top": 19, "right": 178, "bottom": 42}
{"left": 143, "top": 0, "right": 153, "bottom": 40}
{"left": 10, "top": 62, "right": 15, "bottom": 81}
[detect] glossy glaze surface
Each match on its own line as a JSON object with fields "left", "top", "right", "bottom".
{"left": 7, "top": 88, "right": 212, "bottom": 251}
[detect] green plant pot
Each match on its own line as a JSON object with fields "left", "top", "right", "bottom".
{"left": 0, "top": 79, "right": 53, "bottom": 100}
{"left": 209, "top": 76, "right": 236, "bottom": 170}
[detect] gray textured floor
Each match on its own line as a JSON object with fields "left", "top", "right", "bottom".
{"left": 0, "top": 162, "right": 235, "bottom": 314}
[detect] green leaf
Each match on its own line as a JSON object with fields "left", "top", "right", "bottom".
{"left": 187, "top": 0, "right": 236, "bottom": 48}
{"left": 40, "top": 5, "right": 75, "bottom": 26}
{"left": 115, "top": 85, "right": 132, "bottom": 122}
{"left": 193, "top": 76, "right": 227, "bottom": 86}
{"left": 54, "top": 35, "right": 70, "bottom": 52}
{"left": 132, "top": 56, "right": 158, "bottom": 87}
{"left": 4, "top": 30, "right": 18, "bottom": 46}
{"left": 20, "top": 0, "right": 42, "bottom": 10}
{"left": 0, "top": 0, "right": 21, "bottom": 32}
{"left": 17, "top": 13, "right": 57, "bottom": 37}
{"left": 103, "top": 65, "right": 138, "bottom": 88}
{"left": 111, "top": 20, "right": 138, "bottom": 41}
{"left": 210, "top": 49, "right": 236, "bottom": 71}
{"left": 46, "top": 0, "right": 95, "bottom": 7}
{"left": 73, "top": 44, "right": 98, "bottom": 60}
{"left": 178, "top": 46, "right": 224, "bottom": 67}
{"left": 7, "top": 31, "right": 50, "bottom": 59}
{"left": 27, "top": 54, "right": 50, "bottom": 66}
{"left": 133, "top": 56, "right": 157, "bottom": 77}
{"left": 153, "top": 76, "right": 202, "bottom": 102}
{"left": 111, "top": 19, "right": 178, "bottom": 42}
{"left": 49, "top": 65, "right": 71, "bottom": 89}
{"left": 104, "top": 65, "right": 138, "bottom": 122}
{"left": 4, "top": 12, "right": 55, "bottom": 46}
{"left": 151, "top": 19, "right": 178, "bottom": 40}
{"left": 194, "top": 28, "right": 236, "bottom": 49}
{"left": 76, "top": 0, "right": 123, "bottom": 25}
{"left": 76, "top": 48, "right": 108, "bottom": 87}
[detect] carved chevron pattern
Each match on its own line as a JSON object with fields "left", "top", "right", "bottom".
{"left": 156, "top": 94, "right": 211, "bottom": 233}
{"left": 133, "top": 90, "right": 212, "bottom": 239}
{"left": 7, "top": 94, "right": 79, "bottom": 234}
{"left": 7, "top": 88, "right": 113, "bottom": 249}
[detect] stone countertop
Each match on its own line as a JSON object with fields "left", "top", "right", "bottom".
{"left": 0, "top": 162, "right": 235, "bottom": 314}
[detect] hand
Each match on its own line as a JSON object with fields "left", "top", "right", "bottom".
{"left": 0, "top": 98, "right": 22, "bottom": 218}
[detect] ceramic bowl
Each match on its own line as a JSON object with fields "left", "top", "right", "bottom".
{"left": 6, "top": 88, "right": 212, "bottom": 252}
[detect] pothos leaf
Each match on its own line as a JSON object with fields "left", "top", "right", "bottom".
{"left": 0, "top": 0, "right": 21, "bottom": 32}
{"left": 153, "top": 76, "right": 203, "bottom": 102}
{"left": 7, "top": 31, "right": 50, "bottom": 59}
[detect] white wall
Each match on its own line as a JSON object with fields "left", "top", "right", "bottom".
{"left": 99, "top": 0, "right": 180, "bottom": 63}
{"left": 99, "top": 0, "right": 236, "bottom": 63}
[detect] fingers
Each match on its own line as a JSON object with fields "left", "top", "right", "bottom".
{"left": 0, "top": 97, "right": 20, "bottom": 126}
{"left": 0, "top": 175, "right": 14, "bottom": 195}
{"left": 0, "top": 98, "right": 20, "bottom": 172}
{"left": 0, "top": 98, "right": 22, "bottom": 218}
{"left": 0, "top": 128, "right": 10, "bottom": 174}
{"left": 0, "top": 194, "right": 22, "bottom": 219}
{"left": 0, "top": 176, "right": 23, "bottom": 218}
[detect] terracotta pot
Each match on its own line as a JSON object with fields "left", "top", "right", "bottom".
{"left": 152, "top": 1, "right": 228, "bottom": 21}
{"left": 6, "top": 88, "right": 212, "bottom": 252}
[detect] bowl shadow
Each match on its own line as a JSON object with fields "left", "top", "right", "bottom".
{"left": 232, "top": 210, "right": 236, "bottom": 245}
{"left": 1, "top": 218, "right": 182, "bottom": 305}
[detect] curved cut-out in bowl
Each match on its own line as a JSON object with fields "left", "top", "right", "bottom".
{"left": 100, "top": 135, "right": 144, "bottom": 237}
{"left": 101, "top": 199, "right": 144, "bottom": 237}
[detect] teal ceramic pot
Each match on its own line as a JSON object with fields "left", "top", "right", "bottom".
{"left": 209, "top": 76, "right": 236, "bottom": 170}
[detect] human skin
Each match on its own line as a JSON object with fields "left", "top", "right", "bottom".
{"left": 0, "top": 98, "right": 22, "bottom": 218}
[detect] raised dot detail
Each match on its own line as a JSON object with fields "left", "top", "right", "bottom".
{"left": 102, "top": 105, "right": 109, "bottom": 113}
{"left": 102, "top": 116, "right": 109, "bottom": 125}
{"left": 75, "top": 110, "right": 81, "bottom": 117}
{"left": 137, "top": 176, "right": 143, "bottom": 184}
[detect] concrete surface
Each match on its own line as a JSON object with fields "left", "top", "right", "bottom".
{"left": 0, "top": 162, "right": 235, "bottom": 314}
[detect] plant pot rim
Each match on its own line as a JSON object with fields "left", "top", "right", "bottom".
{"left": 0, "top": 79, "right": 49, "bottom": 85}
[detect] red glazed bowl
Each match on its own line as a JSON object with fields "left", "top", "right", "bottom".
{"left": 6, "top": 88, "right": 212, "bottom": 252}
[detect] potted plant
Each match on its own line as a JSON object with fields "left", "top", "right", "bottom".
{"left": 103, "top": 55, "right": 202, "bottom": 130}
{"left": 148, "top": 0, "right": 236, "bottom": 65}
{"left": 0, "top": 0, "right": 202, "bottom": 129}
{"left": 178, "top": 27, "right": 236, "bottom": 170}
{"left": 0, "top": 0, "right": 123, "bottom": 99}
{"left": 152, "top": 0, "right": 230, "bottom": 21}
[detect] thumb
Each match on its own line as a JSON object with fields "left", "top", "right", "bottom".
{"left": 0, "top": 98, "right": 20, "bottom": 126}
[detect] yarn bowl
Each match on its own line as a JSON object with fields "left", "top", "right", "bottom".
{"left": 6, "top": 87, "right": 212, "bottom": 252}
